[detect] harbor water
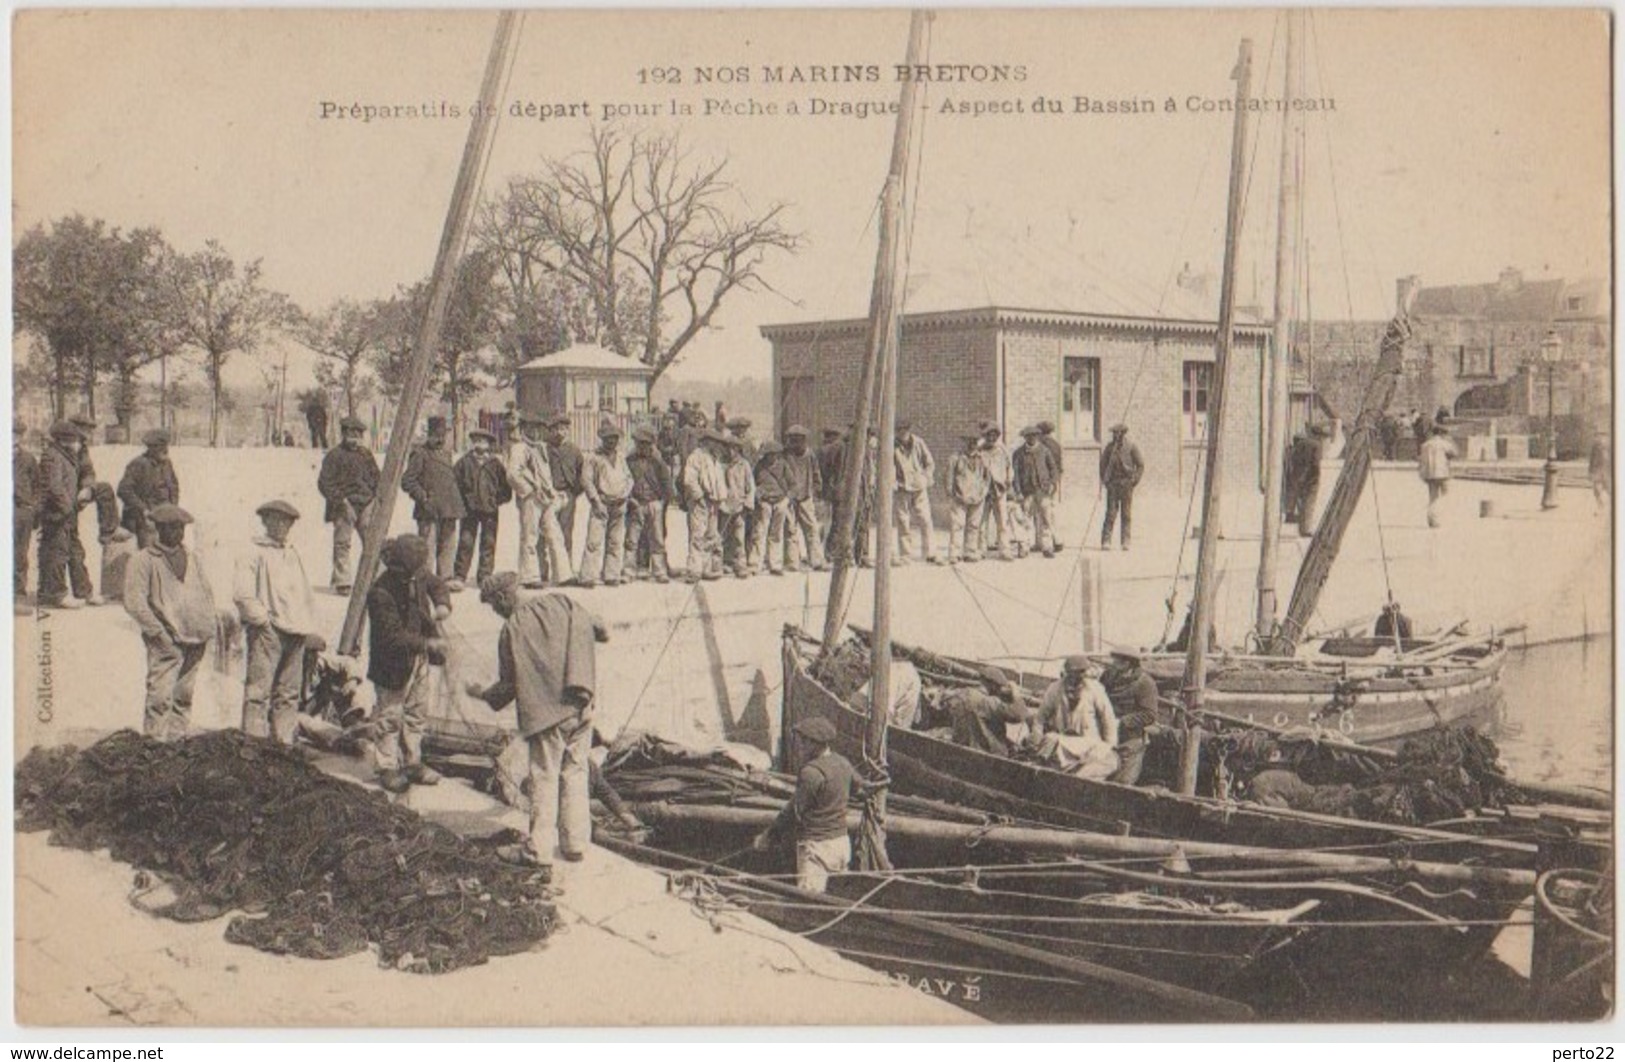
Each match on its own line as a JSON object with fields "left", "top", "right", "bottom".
{"left": 1495, "top": 637, "right": 1613, "bottom": 792}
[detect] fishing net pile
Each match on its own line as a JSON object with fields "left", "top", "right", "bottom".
{"left": 14, "top": 729, "right": 557, "bottom": 973}
{"left": 1219, "top": 725, "right": 1528, "bottom": 826}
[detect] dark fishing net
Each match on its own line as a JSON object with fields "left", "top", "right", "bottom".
{"left": 15, "top": 729, "right": 556, "bottom": 973}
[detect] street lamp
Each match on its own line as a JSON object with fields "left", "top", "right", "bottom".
{"left": 1539, "top": 329, "right": 1563, "bottom": 510}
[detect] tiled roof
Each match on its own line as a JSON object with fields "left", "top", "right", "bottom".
{"left": 1411, "top": 277, "right": 1565, "bottom": 322}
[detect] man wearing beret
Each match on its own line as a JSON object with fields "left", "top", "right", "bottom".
{"left": 401, "top": 416, "right": 467, "bottom": 584}
{"left": 366, "top": 534, "right": 452, "bottom": 793}
{"left": 123, "top": 505, "right": 218, "bottom": 740}
{"left": 35, "top": 422, "right": 86, "bottom": 609}
{"left": 234, "top": 500, "right": 318, "bottom": 745}
{"left": 119, "top": 429, "right": 182, "bottom": 550}
{"left": 752, "top": 715, "right": 856, "bottom": 894}
{"left": 14, "top": 421, "right": 38, "bottom": 599}
{"left": 317, "top": 415, "right": 380, "bottom": 592}
{"left": 579, "top": 423, "right": 634, "bottom": 588}
{"left": 625, "top": 424, "right": 674, "bottom": 583}
{"left": 1028, "top": 655, "right": 1119, "bottom": 780}
{"left": 1099, "top": 422, "right": 1144, "bottom": 551}
{"left": 454, "top": 428, "right": 512, "bottom": 588}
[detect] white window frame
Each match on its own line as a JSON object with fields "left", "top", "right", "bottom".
{"left": 1059, "top": 356, "right": 1101, "bottom": 443}
{"left": 1182, "top": 361, "right": 1212, "bottom": 441}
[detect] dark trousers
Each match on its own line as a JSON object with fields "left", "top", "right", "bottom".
{"left": 15, "top": 507, "right": 35, "bottom": 595}
{"left": 84, "top": 483, "right": 119, "bottom": 540}
{"left": 66, "top": 519, "right": 93, "bottom": 598}
{"left": 1102, "top": 486, "right": 1134, "bottom": 547}
{"left": 455, "top": 511, "right": 500, "bottom": 584}
{"left": 36, "top": 517, "right": 72, "bottom": 603}
{"left": 626, "top": 499, "right": 669, "bottom": 578}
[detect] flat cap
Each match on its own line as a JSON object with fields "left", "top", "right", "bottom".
{"left": 469, "top": 428, "right": 497, "bottom": 443}
{"left": 785, "top": 424, "right": 809, "bottom": 438}
{"left": 426, "top": 416, "right": 448, "bottom": 432}
{"left": 141, "top": 429, "right": 171, "bottom": 447}
{"left": 822, "top": 428, "right": 842, "bottom": 439}
{"left": 979, "top": 665, "right": 1009, "bottom": 688}
{"left": 597, "top": 422, "right": 623, "bottom": 439}
{"left": 339, "top": 416, "right": 367, "bottom": 432}
{"left": 149, "top": 503, "right": 193, "bottom": 525}
{"left": 896, "top": 420, "right": 914, "bottom": 432}
{"left": 979, "top": 421, "right": 1000, "bottom": 436}
{"left": 479, "top": 571, "right": 522, "bottom": 604}
{"left": 728, "top": 417, "right": 752, "bottom": 430}
{"left": 1037, "top": 420, "right": 1056, "bottom": 433}
{"left": 758, "top": 439, "right": 783, "bottom": 456}
{"left": 1109, "top": 646, "right": 1142, "bottom": 663}
{"left": 1431, "top": 422, "right": 1451, "bottom": 435}
{"left": 255, "top": 499, "right": 301, "bottom": 520}
{"left": 548, "top": 414, "right": 572, "bottom": 429}
{"left": 1019, "top": 425, "right": 1040, "bottom": 437}
{"left": 48, "top": 420, "right": 81, "bottom": 440}
{"left": 791, "top": 716, "right": 838, "bottom": 744}
{"left": 1062, "top": 654, "right": 1093, "bottom": 674}
{"left": 1110, "top": 422, "right": 1129, "bottom": 434}
{"left": 631, "top": 425, "right": 656, "bottom": 443}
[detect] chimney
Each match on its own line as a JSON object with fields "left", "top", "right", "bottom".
{"left": 1498, "top": 267, "right": 1523, "bottom": 294}
{"left": 1396, "top": 275, "right": 1421, "bottom": 314}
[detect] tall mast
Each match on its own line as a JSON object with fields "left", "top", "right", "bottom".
{"left": 338, "top": 13, "right": 519, "bottom": 655}
{"left": 1178, "top": 38, "right": 1254, "bottom": 794}
{"left": 1255, "top": 12, "right": 1304, "bottom": 642}
{"left": 821, "top": 12, "right": 930, "bottom": 656}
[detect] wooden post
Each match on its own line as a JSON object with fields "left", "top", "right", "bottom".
{"left": 1079, "top": 554, "right": 1102, "bottom": 653}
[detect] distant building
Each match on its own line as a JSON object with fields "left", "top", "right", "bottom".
{"left": 514, "top": 344, "right": 656, "bottom": 449}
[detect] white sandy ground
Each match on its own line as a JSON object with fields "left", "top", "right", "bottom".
{"left": 9, "top": 445, "right": 1611, "bottom": 1026}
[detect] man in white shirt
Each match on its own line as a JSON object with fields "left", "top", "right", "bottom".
{"left": 1027, "top": 654, "right": 1118, "bottom": 779}
{"left": 234, "top": 499, "right": 318, "bottom": 745}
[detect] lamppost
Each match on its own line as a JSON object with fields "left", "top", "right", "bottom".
{"left": 1539, "top": 329, "right": 1563, "bottom": 510}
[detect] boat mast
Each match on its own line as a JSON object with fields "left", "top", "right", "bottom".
{"left": 1178, "top": 38, "right": 1254, "bottom": 794}
{"left": 855, "top": 9, "right": 930, "bottom": 873}
{"left": 338, "top": 13, "right": 520, "bottom": 655}
{"left": 821, "top": 13, "right": 930, "bottom": 656}
{"left": 1255, "top": 12, "right": 1304, "bottom": 642}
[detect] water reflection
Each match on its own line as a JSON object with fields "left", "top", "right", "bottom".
{"left": 1495, "top": 637, "right": 1612, "bottom": 791}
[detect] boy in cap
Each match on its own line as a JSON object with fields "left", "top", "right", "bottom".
{"left": 124, "top": 505, "right": 218, "bottom": 740}
{"left": 892, "top": 420, "right": 940, "bottom": 564}
{"left": 401, "top": 416, "right": 467, "bottom": 584}
{"left": 35, "top": 422, "right": 87, "bottom": 609}
{"left": 625, "top": 424, "right": 674, "bottom": 583}
{"left": 366, "top": 534, "right": 452, "bottom": 793}
{"left": 781, "top": 425, "right": 826, "bottom": 571}
{"left": 317, "top": 415, "right": 380, "bottom": 591}
{"left": 14, "top": 421, "right": 38, "bottom": 599}
{"left": 1099, "top": 422, "right": 1144, "bottom": 550}
{"left": 946, "top": 431, "right": 990, "bottom": 564}
{"left": 118, "top": 429, "right": 182, "bottom": 550}
{"left": 1028, "top": 655, "right": 1119, "bottom": 780}
{"left": 453, "top": 428, "right": 512, "bottom": 588}
{"left": 718, "top": 434, "right": 756, "bottom": 578}
{"left": 752, "top": 715, "right": 855, "bottom": 894}
{"left": 681, "top": 429, "right": 728, "bottom": 581}
{"left": 234, "top": 500, "right": 318, "bottom": 744}
{"left": 578, "top": 423, "right": 633, "bottom": 588}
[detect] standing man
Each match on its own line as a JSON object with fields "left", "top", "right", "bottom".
{"left": 1036, "top": 420, "right": 1065, "bottom": 546}
{"left": 366, "top": 534, "right": 451, "bottom": 793}
{"left": 1289, "top": 423, "right": 1329, "bottom": 536}
{"left": 317, "top": 415, "right": 380, "bottom": 592}
{"left": 1014, "top": 426, "right": 1059, "bottom": 558}
{"left": 681, "top": 429, "right": 728, "bottom": 581}
{"left": 453, "top": 428, "right": 512, "bottom": 589}
{"left": 578, "top": 424, "right": 633, "bottom": 588}
{"left": 70, "top": 413, "right": 123, "bottom": 547}
{"left": 945, "top": 431, "right": 990, "bottom": 564}
{"left": 625, "top": 424, "right": 673, "bottom": 583}
{"left": 509, "top": 415, "right": 572, "bottom": 589}
{"left": 718, "top": 436, "right": 756, "bottom": 578}
{"left": 727, "top": 417, "right": 760, "bottom": 570}
{"left": 466, "top": 572, "right": 610, "bottom": 875}
{"left": 123, "top": 505, "right": 218, "bottom": 741}
{"left": 781, "top": 425, "right": 827, "bottom": 571}
{"left": 15, "top": 421, "right": 38, "bottom": 599}
{"left": 401, "top": 416, "right": 467, "bottom": 586}
{"left": 1099, "top": 422, "right": 1144, "bottom": 551}
{"left": 35, "top": 422, "right": 85, "bottom": 610}
{"left": 306, "top": 394, "right": 330, "bottom": 450}
{"left": 978, "top": 423, "right": 1016, "bottom": 562}
{"left": 1098, "top": 648, "right": 1160, "bottom": 786}
{"left": 1418, "top": 422, "right": 1457, "bottom": 529}
{"left": 545, "top": 415, "right": 586, "bottom": 572}
{"left": 1028, "top": 655, "right": 1119, "bottom": 780}
{"left": 750, "top": 716, "right": 855, "bottom": 894}
{"left": 892, "top": 420, "right": 940, "bottom": 565}
{"left": 234, "top": 500, "right": 318, "bottom": 745}
{"left": 752, "top": 440, "right": 792, "bottom": 576}
{"left": 118, "top": 430, "right": 182, "bottom": 550}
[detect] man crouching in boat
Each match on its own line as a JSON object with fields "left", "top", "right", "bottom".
{"left": 752, "top": 716, "right": 856, "bottom": 893}
{"left": 946, "top": 666, "right": 1035, "bottom": 756}
{"left": 1025, "top": 655, "right": 1119, "bottom": 780}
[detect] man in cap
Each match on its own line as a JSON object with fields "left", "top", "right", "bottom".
{"left": 123, "top": 504, "right": 218, "bottom": 740}
{"left": 466, "top": 572, "right": 610, "bottom": 874}
{"left": 544, "top": 414, "right": 586, "bottom": 571}
{"left": 681, "top": 428, "right": 728, "bottom": 581}
{"left": 506, "top": 414, "right": 565, "bottom": 589}
{"left": 718, "top": 433, "right": 756, "bottom": 578}
{"left": 401, "top": 416, "right": 467, "bottom": 584}
{"left": 726, "top": 418, "right": 759, "bottom": 569}
{"left": 945, "top": 665, "right": 1035, "bottom": 757}
{"left": 727, "top": 416, "right": 759, "bottom": 465}
{"left": 1013, "top": 425, "right": 1059, "bottom": 558}
{"left": 14, "top": 421, "right": 38, "bottom": 599}
{"left": 1418, "top": 421, "right": 1456, "bottom": 529}
{"left": 70, "top": 413, "right": 123, "bottom": 547}
{"left": 578, "top": 423, "right": 633, "bottom": 588}
{"left": 453, "top": 428, "right": 512, "bottom": 588}
{"left": 366, "top": 534, "right": 452, "bottom": 793}
{"left": 234, "top": 500, "right": 319, "bottom": 745}
{"left": 1099, "top": 647, "right": 1160, "bottom": 785}
{"left": 976, "top": 422, "right": 1016, "bottom": 562}
{"left": 119, "top": 429, "right": 182, "bottom": 550}
{"left": 1028, "top": 655, "right": 1119, "bottom": 780}
{"left": 751, "top": 440, "right": 793, "bottom": 575}
{"left": 1287, "top": 422, "right": 1331, "bottom": 536}
{"left": 892, "top": 420, "right": 940, "bottom": 564}
{"left": 317, "top": 415, "right": 380, "bottom": 592}
{"left": 1099, "top": 422, "right": 1144, "bottom": 551}
{"left": 35, "top": 421, "right": 87, "bottom": 609}
{"left": 625, "top": 424, "right": 674, "bottom": 583}
{"left": 946, "top": 430, "right": 991, "bottom": 564}
{"left": 751, "top": 715, "right": 856, "bottom": 893}
{"left": 781, "top": 425, "right": 827, "bottom": 571}
{"left": 1036, "top": 420, "right": 1066, "bottom": 546}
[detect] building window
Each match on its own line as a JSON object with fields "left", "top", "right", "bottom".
{"left": 1059, "top": 357, "right": 1100, "bottom": 443}
{"left": 572, "top": 379, "right": 594, "bottom": 410}
{"left": 1182, "top": 361, "right": 1212, "bottom": 441}
{"left": 1459, "top": 345, "right": 1493, "bottom": 378}
{"left": 597, "top": 380, "right": 619, "bottom": 412}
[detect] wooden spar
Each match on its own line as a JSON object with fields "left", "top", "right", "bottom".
{"left": 820, "top": 10, "right": 930, "bottom": 655}
{"left": 337, "top": 13, "right": 519, "bottom": 656}
{"left": 1255, "top": 12, "right": 1303, "bottom": 642}
{"left": 629, "top": 802, "right": 1539, "bottom": 890}
{"left": 1179, "top": 39, "right": 1254, "bottom": 792}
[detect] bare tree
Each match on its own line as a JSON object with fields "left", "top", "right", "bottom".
{"left": 162, "top": 240, "right": 293, "bottom": 446}
{"left": 483, "top": 125, "right": 802, "bottom": 383}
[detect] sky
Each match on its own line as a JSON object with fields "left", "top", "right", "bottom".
{"left": 12, "top": 8, "right": 1612, "bottom": 392}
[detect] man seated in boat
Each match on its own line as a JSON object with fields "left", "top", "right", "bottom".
{"left": 1023, "top": 655, "right": 1119, "bottom": 780}
{"left": 1373, "top": 601, "right": 1414, "bottom": 643}
{"left": 1099, "top": 647, "right": 1161, "bottom": 785}
{"left": 944, "top": 665, "right": 1035, "bottom": 756}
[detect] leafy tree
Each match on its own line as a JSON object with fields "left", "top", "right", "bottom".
{"left": 291, "top": 298, "right": 389, "bottom": 416}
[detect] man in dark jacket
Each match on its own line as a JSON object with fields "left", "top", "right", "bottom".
{"left": 1099, "top": 422, "right": 1144, "bottom": 551}
{"left": 1288, "top": 423, "right": 1329, "bottom": 536}
{"left": 1036, "top": 420, "right": 1066, "bottom": 546}
{"left": 70, "top": 413, "right": 122, "bottom": 545}
{"left": 317, "top": 415, "right": 380, "bottom": 591}
{"left": 306, "top": 394, "right": 329, "bottom": 449}
{"left": 625, "top": 425, "right": 673, "bottom": 583}
{"left": 365, "top": 534, "right": 452, "bottom": 793}
{"left": 1014, "top": 426, "right": 1059, "bottom": 558}
{"left": 14, "top": 421, "right": 38, "bottom": 598}
{"left": 752, "top": 440, "right": 793, "bottom": 575}
{"left": 453, "top": 429, "right": 512, "bottom": 588}
{"left": 1099, "top": 648, "right": 1160, "bottom": 785}
{"left": 751, "top": 715, "right": 855, "bottom": 894}
{"left": 118, "top": 430, "right": 182, "bottom": 550}
{"left": 36, "top": 422, "right": 85, "bottom": 609}
{"left": 401, "top": 416, "right": 467, "bottom": 584}
{"left": 781, "top": 425, "right": 827, "bottom": 571}
{"left": 544, "top": 415, "right": 585, "bottom": 569}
